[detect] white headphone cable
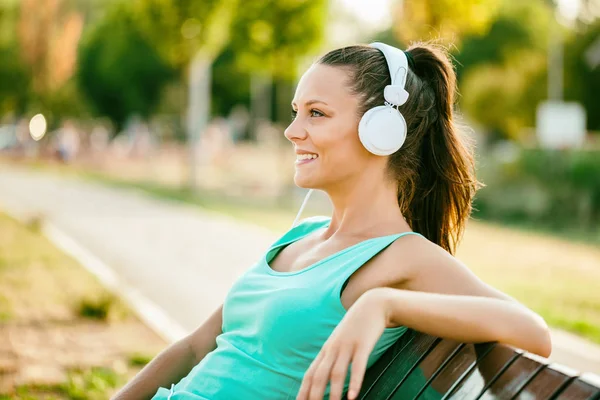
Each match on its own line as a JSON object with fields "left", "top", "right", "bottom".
{"left": 291, "top": 189, "right": 314, "bottom": 228}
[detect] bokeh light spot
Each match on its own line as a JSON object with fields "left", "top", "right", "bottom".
{"left": 29, "top": 114, "right": 47, "bottom": 141}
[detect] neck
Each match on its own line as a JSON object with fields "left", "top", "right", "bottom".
{"left": 323, "top": 169, "right": 410, "bottom": 239}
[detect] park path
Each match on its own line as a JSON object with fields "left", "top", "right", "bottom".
{"left": 0, "top": 165, "right": 599, "bottom": 375}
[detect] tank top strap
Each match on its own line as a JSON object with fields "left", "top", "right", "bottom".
{"left": 268, "top": 215, "right": 331, "bottom": 251}
{"left": 329, "top": 231, "right": 425, "bottom": 296}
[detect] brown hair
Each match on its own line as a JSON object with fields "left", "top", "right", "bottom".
{"left": 318, "top": 42, "right": 481, "bottom": 254}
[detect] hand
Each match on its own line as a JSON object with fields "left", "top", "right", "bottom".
{"left": 297, "top": 289, "right": 389, "bottom": 400}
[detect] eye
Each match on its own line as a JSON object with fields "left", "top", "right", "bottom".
{"left": 310, "top": 109, "right": 324, "bottom": 117}
{"left": 291, "top": 109, "right": 298, "bottom": 120}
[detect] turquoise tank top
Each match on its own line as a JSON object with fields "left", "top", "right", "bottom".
{"left": 152, "top": 216, "right": 423, "bottom": 400}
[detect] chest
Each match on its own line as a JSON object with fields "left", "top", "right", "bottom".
{"left": 268, "top": 235, "right": 370, "bottom": 274}
{"left": 266, "top": 237, "right": 403, "bottom": 311}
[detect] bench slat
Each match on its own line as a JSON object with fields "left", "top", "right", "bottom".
{"left": 386, "top": 339, "right": 463, "bottom": 399}
{"left": 356, "top": 331, "right": 600, "bottom": 399}
{"left": 450, "top": 344, "right": 522, "bottom": 400}
{"left": 413, "top": 343, "right": 469, "bottom": 399}
{"left": 512, "top": 365, "right": 573, "bottom": 399}
{"left": 358, "top": 330, "right": 418, "bottom": 398}
{"left": 440, "top": 344, "right": 498, "bottom": 400}
{"left": 478, "top": 355, "right": 551, "bottom": 398}
{"left": 553, "top": 378, "right": 600, "bottom": 400}
{"left": 359, "top": 332, "right": 439, "bottom": 399}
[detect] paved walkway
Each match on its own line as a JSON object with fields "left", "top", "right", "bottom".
{"left": 0, "top": 166, "right": 599, "bottom": 375}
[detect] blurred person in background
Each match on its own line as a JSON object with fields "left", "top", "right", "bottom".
{"left": 54, "top": 120, "right": 80, "bottom": 163}
{"left": 114, "top": 41, "right": 551, "bottom": 400}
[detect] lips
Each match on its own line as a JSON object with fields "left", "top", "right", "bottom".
{"left": 295, "top": 151, "right": 318, "bottom": 165}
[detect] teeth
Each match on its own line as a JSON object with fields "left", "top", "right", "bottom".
{"left": 296, "top": 154, "right": 318, "bottom": 161}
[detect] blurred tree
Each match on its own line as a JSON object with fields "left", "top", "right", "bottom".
{"left": 77, "top": 3, "right": 174, "bottom": 132}
{"left": 131, "top": 0, "right": 239, "bottom": 188}
{"left": 0, "top": 0, "right": 18, "bottom": 47}
{"left": 131, "top": 0, "right": 238, "bottom": 71}
{"left": 0, "top": 2, "right": 30, "bottom": 116}
{"left": 394, "top": 0, "right": 502, "bottom": 46}
{"left": 18, "top": 0, "right": 84, "bottom": 95}
{"left": 229, "top": 0, "right": 327, "bottom": 127}
{"left": 564, "top": 19, "right": 600, "bottom": 131}
{"left": 456, "top": 0, "right": 552, "bottom": 79}
{"left": 457, "top": 0, "right": 555, "bottom": 140}
{"left": 0, "top": 46, "right": 30, "bottom": 116}
{"left": 211, "top": 45, "right": 251, "bottom": 118}
{"left": 461, "top": 51, "right": 547, "bottom": 140}
{"left": 230, "top": 0, "right": 326, "bottom": 82}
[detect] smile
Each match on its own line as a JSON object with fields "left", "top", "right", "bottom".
{"left": 295, "top": 153, "right": 318, "bottom": 165}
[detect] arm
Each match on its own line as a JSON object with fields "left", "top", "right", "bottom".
{"left": 373, "top": 287, "right": 552, "bottom": 357}
{"left": 297, "top": 288, "right": 550, "bottom": 400}
{"left": 112, "top": 305, "right": 223, "bottom": 400}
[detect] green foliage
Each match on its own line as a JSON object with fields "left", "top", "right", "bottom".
{"left": 461, "top": 51, "right": 547, "bottom": 139}
{"left": 0, "top": 1, "right": 30, "bottom": 115}
{"left": 230, "top": 0, "right": 327, "bottom": 80}
{"left": 77, "top": 2, "right": 174, "bottom": 131}
{"left": 564, "top": 19, "right": 600, "bottom": 131}
{"left": 131, "top": 0, "right": 238, "bottom": 69}
{"left": 0, "top": 1, "right": 19, "bottom": 48}
{"left": 457, "top": 0, "right": 552, "bottom": 78}
{"left": 211, "top": 45, "right": 251, "bottom": 116}
{"left": 457, "top": 0, "right": 554, "bottom": 139}
{"left": 475, "top": 148, "right": 600, "bottom": 238}
{"left": 0, "top": 43, "right": 30, "bottom": 116}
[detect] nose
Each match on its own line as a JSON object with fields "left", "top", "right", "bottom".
{"left": 284, "top": 117, "right": 308, "bottom": 143}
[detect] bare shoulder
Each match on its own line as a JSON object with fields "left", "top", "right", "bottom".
{"left": 344, "top": 233, "right": 424, "bottom": 292}
{"left": 383, "top": 234, "right": 515, "bottom": 301}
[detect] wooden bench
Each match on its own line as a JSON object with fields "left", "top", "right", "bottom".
{"left": 355, "top": 330, "right": 600, "bottom": 399}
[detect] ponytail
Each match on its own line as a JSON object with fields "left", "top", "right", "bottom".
{"left": 398, "top": 43, "right": 481, "bottom": 254}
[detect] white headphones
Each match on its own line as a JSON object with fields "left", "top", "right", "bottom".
{"left": 358, "top": 42, "right": 411, "bottom": 156}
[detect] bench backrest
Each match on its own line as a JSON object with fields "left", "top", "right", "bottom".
{"left": 357, "top": 330, "right": 600, "bottom": 399}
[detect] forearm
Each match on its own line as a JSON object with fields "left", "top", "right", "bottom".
{"left": 112, "top": 339, "right": 197, "bottom": 400}
{"left": 371, "top": 287, "right": 552, "bottom": 357}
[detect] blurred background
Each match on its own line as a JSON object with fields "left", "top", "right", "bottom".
{"left": 0, "top": 0, "right": 599, "bottom": 398}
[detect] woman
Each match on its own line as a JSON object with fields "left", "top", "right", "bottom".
{"left": 114, "top": 42, "right": 551, "bottom": 400}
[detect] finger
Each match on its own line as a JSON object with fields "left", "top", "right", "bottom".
{"left": 297, "top": 351, "right": 325, "bottom": 400}
{"left": 328, "top": 348, "right": 353, "bottom": 400}
{"left": 308, "top": 350, "right": 337, "bottom": 400}
{"left": 347, "top": 349, "right": 370, "bottom": 400}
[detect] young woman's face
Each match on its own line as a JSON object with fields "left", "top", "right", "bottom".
{"left": 285, "top": 64, "right": 374, "bottom": 190}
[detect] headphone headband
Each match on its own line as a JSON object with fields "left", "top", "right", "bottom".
{"left": 370, "top": 42, "right": 409, "bottom": 106}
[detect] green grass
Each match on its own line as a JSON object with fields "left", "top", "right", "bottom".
{"left": 0, "top": 292, "right": 12, "bottom": 322}
{"left": 128, "top": 352, "right": 154, "bottom": 367}
{"left": 75, "top": 292, "right": 124, "bottom": 321}
{"left": 9, "top": 367, "right": 123, "bottom": 400}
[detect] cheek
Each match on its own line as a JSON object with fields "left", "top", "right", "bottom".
{"left": 320, "top": 123, "right": 368, "bottom": 170}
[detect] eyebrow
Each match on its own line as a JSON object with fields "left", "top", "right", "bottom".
{"left": 291, "top": 99, "right": 329, "bottom": 107}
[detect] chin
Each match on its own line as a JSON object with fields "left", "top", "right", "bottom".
{"left": 293, "top": 174, "right": 319, "bottom": 189}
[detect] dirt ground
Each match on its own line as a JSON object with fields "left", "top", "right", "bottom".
{"left": 0, "top": 213, "right": 166, "bottom": 398}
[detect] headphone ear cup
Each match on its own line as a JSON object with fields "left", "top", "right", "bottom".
{"left": 358, "top": 106, "right": 407, "bottom": 156}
